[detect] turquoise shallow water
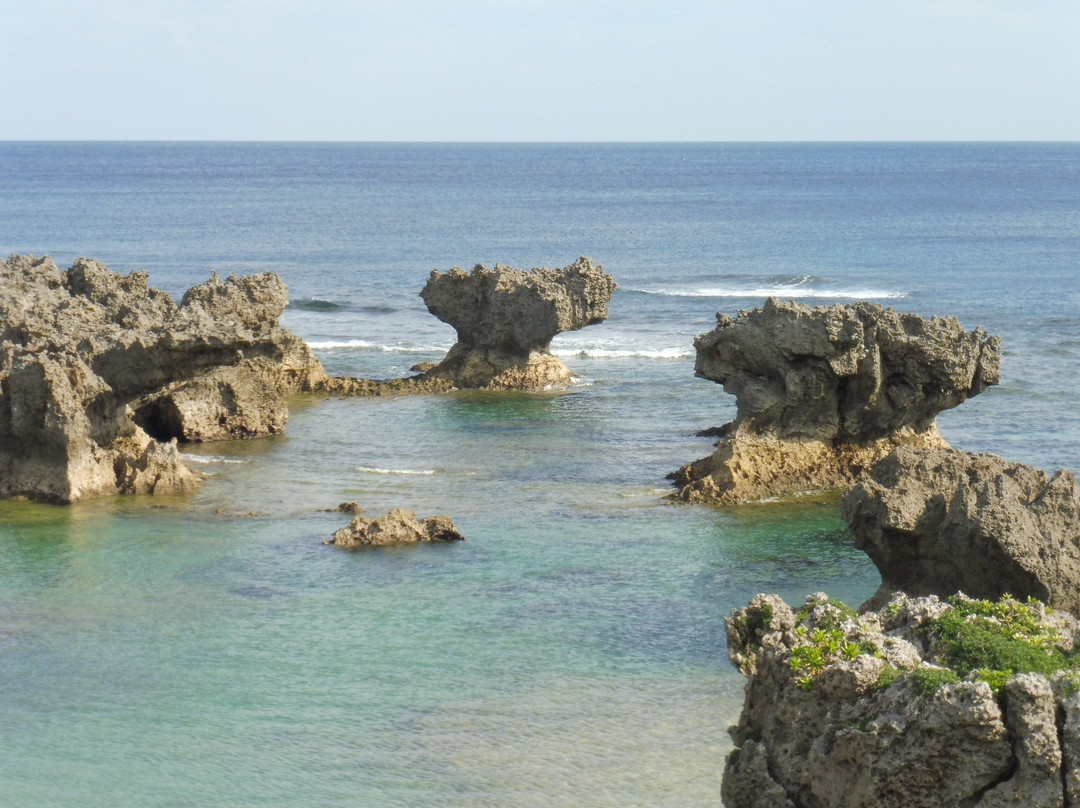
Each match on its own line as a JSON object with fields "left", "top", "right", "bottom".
{"left": 0, "top": 387, "right": 873, "bottom": 806}
{"left": 2, "top": 143, "right": 1079, "bottom": 805}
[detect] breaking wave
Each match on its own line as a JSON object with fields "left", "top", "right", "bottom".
{"left": 289, "top": 297, "right": 346, "bottom": 312}
{"left": 307, "top": 340, "right": 450, "bottom": 353}
{"left": 626, "top": 275, "right": 906, "bottom": 300}
{"left": 181, "top": 454, "right": 250, "bottom": 465}
{"left": 355, "top": 466, "right": 436, "bottom": 476}
{"left": 553, "top": 347, "right": 692, "bottom": 359}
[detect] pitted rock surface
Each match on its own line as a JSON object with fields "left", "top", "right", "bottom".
{"left": 674, "top": 298, "right": 1000, "bottom": 504}
{"left": 418, "top": 256, "right": 616, "bottom": 390}
{"left": 844, "top": 445, "right": 1080, "bottom": 613}
{"left": 326, "top": 508, "right": 465, "bottom": 547}
{"left": 0, "top": 254, "right": 328, "bottom": 502}
{"left": 722, "top": 592, "right": 1080, "bottom": 808}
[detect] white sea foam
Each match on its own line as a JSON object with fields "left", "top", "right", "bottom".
{"left": 182, "top": 454, "right": 249, "bottom": 465}
{"left": 306, "top": 339, "right": 375, "bottom": 349}
{"left": 355, "top": 466, "right": 436, "bottom": 476}
{"left": 628, "top": 286, "right": 907, "bottom": 300}
{"left": 553, "top": 346, "right": 692, "bottom": 359}
{"left": 307, "top": 339, "right": 450, "bottom": 353}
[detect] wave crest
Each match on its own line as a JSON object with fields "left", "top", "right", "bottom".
{"left": 627, "top": 286, "right": 906, "bottom": 300}
{"left": 553, "top": 347, "right": 692, "bottom": 360}
{"left": 289, "top": 298, "right": 346, "bottom": 312}
{"left": 355, "top": 466, "right": 436, "bottom": 476}
{"left": 308, "top": 340, "right": 450, "bottom": 353}
{"left": 181, "top": 454, "right": 249, "bottom": 465}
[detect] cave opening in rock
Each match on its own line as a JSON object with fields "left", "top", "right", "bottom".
{"left": 133, "top": 397, "right": 185, "bottom": 443}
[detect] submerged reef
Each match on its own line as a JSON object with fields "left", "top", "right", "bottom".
{"left": 325, "top": 508, "right": 465, "bottom": 548}
{"left": 723, "top": 591, "right": 1080, "bottom": 808}
{"left": 417, "top": 256, "right": 616, "bottom": 390}
{"left": 844, "top": 445, "right": 1080, "bottom": 613}
{"left": 673, "top": 297, "right": 1000, "bottom": 505}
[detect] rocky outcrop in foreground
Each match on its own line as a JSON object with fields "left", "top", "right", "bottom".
{"left": 723, "top": 592, "right": 1080, "bottom": 808}
{"left": 673, "top": 298, "right": 1000, "bottom": 505}
{"left": 418, "top": 257, "right": 616, "bottom": 390}
{"left": 844, "top": 446, "right": 1080, "bottom": 613}
{"left": 325, "top": 508, "right": 465, "bottom": 547}
{"left": 0, "top": 254, "right": 327, "bottom": 502}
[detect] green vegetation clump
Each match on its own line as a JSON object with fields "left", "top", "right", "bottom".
{"left": 909, "top": 667, "right": 961, "bottom": 697}
{"left": 790, "top": 625, "right": 865, "bottom": 690}
{"left": 929, "top": 595, "right": 1073, "bottom": 692}
{"left": 875, "top": 664, "right": 901, "bottom": 690}
{"left": 788, "top": 594, "right": 1080, "bottom": 696}
{"left": 795, "top": 599, "right": 856, "bottom": 630}
{"left": 731, "top": 601, "right": 775, "bottom": 650}
{"left": 1057, "top": 670, "right": 1080, "bottom": 698}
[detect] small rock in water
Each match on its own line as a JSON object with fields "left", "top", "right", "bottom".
{"left": 325, "top": 508, "right": 465, "bottom": 548}
{"left": 323, "top": 502, "right": 363, "bottom": 514}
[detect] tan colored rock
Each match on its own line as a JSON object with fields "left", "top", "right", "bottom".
{"left": 675, "top": 298, "right": 1000, "bottom": 505}
{"left": 673, "top": 427, "right": 947, "bottom": 506}
{"left": 722, "top": 592, "right": 1080, "bottom": 808}
{"left": 326, "top": 508, "right": 465, "bottom": 548}
{"left": 843, "top": 446, "right": 1080, "bottom": 613}
{"left": 132, "top": 363, "right": 289, "bottom": 442}
{"left": 1058, "top": 684, "right": 1080, "bottom": 805}
{"left": 418, "top": 256, "right": 616, "bottom": 390}
{"left": 0, "top": 254, "right": 327, "bottom": 502}
{"left": 315, "top": 374, "right": 455, "bottom": 397}
{"left": 978, "top": 674, "right": 1063, "bottom": 807}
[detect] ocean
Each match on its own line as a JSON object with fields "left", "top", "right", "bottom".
{"left": 2, "top": 142, "right": 1079, "bottom": 806}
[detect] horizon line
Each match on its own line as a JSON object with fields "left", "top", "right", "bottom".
{"left": 3, "top": 138, "right": 1079, "bottom": 146}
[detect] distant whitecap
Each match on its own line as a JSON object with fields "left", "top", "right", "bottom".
{"left": 181, "top": 454, "right": 249, "bottom": 464}
{"left": 308, "top": 339, "right": 450, "bottom": 353}
{"left": 355, "top": 466, "right": 436, "bottom": 476}
{"left": 626, "top": 286, "right": 907, "bottom": 300}
{"left": 306, "top": 339, "right": 377, "bottom": 349}
{"left": 552, "top": 347, "right": 692, "bottom": 359}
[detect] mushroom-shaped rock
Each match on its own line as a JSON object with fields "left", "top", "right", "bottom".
{"left": 326, "top": 508, "right": 465, "bottom": 548}
{"left": 0, "top": 254, "right": 330, "bottom": 503}
{"left": 673, "top": 298, "right": 1000, "bottom": 505}
{"left": 418, "top": 256, "right": 616, "bottom": 390}
{"left": 843, "top": 445, "right": 1080, "bottom": 613}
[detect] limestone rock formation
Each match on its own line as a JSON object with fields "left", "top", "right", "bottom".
{"left": 722, "top": 591, "right": 1080, "bottom": 808}
{"left": 418, "top": 256, "right": 616, "bottom": 390}
{"left": 325, "top": 508, "right": 465, "bottom": 548}
{"left": 673, "top": 297, "right": 1000, "bottom": 505}
{"left": 0, "top": 254, "right": 328, "bottom": 502}
{"left": 843, "top": 445, "right": 1080, "bottom": 613}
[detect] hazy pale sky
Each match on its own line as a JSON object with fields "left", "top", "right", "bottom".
{"left": 2, "top": 0, "right": 1077, "bottom": 140}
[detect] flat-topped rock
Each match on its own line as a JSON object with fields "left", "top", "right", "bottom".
{"left": 325, "top": 508, "right": 465, "bottom": 547}
{"left": 673, "top": 298, "right": 1000, "bottom": 505}
{"left": 844, "top": 445, "right": 1080, "bottom": 613}
{"left": 418, "top": 256, "right": 616, "bottom": 390}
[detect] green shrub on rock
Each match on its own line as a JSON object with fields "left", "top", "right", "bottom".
{"left": 929, "top": 595, "right": 1073, "bottom": 692}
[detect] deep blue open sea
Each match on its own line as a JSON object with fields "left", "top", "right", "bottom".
{"left": 2, "top": 142, "right": 1079, "bottom": 806}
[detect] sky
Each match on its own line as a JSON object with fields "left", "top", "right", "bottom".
{"left": 1, "top": 0, "right": 1078, "bottom": 141}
